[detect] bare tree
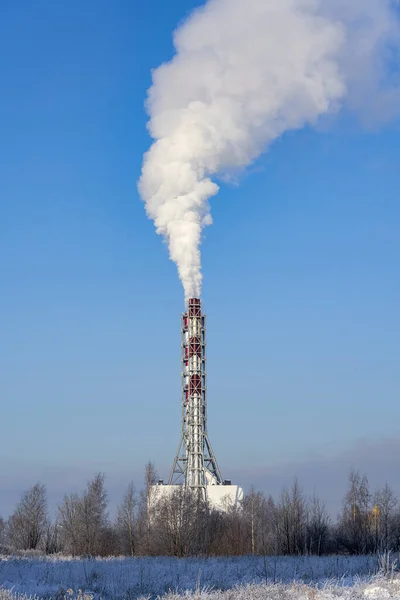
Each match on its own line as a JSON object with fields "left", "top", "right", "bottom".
{"left": 7, "top": 483, "right": 48, "bottom": 550}
{"left": 80, "top": 473, "right": 109, "bottom": 555}
{"left": 58, "top": 474, "right": 109, "bottom": 556}
{"left": 145, "top": 461, "right": 158, "bottom": 524}
{"left": 213, "top": 498, "right": 247, "bottom": 556}
{"left": 306, "top": 493, "right": 331, "bottom": 555}
{"left": 243, "top": 488, "right": 277, "bottom": 555}
{"left": 263, "top": 495, "right": 279, "bottom": 555}
{"left": 243, "top": 487, "right": 261, "bottom": 554}
{"left": 58, "top": 492, "right": 82, "bottom": 555}
{"left": 152, "top": 487, "right": 198, "bottom": 556}
{"left": 338, "top": 470, "right": 373, "bottom": 554}
{"left": 275, "top": 488, "right": 290, "bottom": 554}
{"left": 147, "top": 486, "right": 230, "bottom": 557}
{"left": 6, "top": 461, "right": 400, "bottom": 557}
{"left": 43, "top": 521, "right": 61, "bottom": 554}
{"left": 0, "top": 516, "right": 6, "bottom": 549}
{"left": 373, "top": 483, "right": 398, "bottom": 552}
{"left": 116, "top": 482, "right": 137, "bottom": 556}
{"left": 276, "top": 478, "right": 307, "bottom": 555}
{"left": 204, "top": 507, "right": 226, "bottom": 555}
{"left": 136, "top": 461, "right": 158, "bottom": 555}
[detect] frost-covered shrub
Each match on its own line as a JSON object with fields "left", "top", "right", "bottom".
{"left": 154, "top": 577, "right": 400, "bottom": 600}
{"left": 0, "top": 589, "right": 38, "bottom": 600}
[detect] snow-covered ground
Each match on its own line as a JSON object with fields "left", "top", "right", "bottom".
{"left": 0, "top": 555, "right": 396, "bottom": 600}
{"left": 2, "top": 578, "right": 400, "bottom": 600}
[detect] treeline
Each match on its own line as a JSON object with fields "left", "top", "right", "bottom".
{"left": 1, "top": 465, "right": 400, "bottom": 557}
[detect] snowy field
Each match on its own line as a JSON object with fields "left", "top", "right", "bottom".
{"left": 0, "top": 555, "right": 397, "bottom": 600}
{"left": 2, "top": 580, "right": 400, "bottom": 600}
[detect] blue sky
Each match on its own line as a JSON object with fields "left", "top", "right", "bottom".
{"left": 0, "top": 0, "right": 399, "bottom": 517}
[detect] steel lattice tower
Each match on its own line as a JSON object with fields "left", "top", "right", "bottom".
{"left": 169, "top": 298, "right": 223, "bottom": 489}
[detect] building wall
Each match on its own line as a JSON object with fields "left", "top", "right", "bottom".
{"left": 150, "top": 484, "right": 243, "bottom": 512}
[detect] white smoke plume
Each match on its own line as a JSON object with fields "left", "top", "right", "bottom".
{"left": 138, "top": 0, "right": 400, "bottom": 302}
